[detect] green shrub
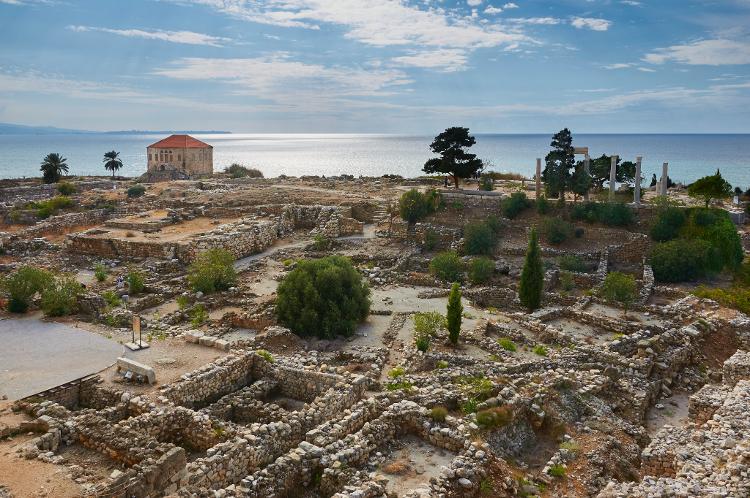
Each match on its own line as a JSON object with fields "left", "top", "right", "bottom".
{"left": 486, "top": 215, "right": 503, "bottom": 235}
{"left": 311, "top": 234, "right": 333, "bottom": 251}
{"left": 127, "top": 184, "right": 146, "bottom": 198}
{"left": 600, "top": 272, "right": 637, "bottom": 313}
{"left": 224, "top": 163, "right": 263, "bottom": 179}
{"left": 176, "top": 295, "right": 189, "bottom": 310}
{"left": 388, "top": 366, "right": 406, "bottom": 378}
{"left": 558, "top": 255, "right": 587, "bottom": 273}
{"left": 1, "top": 266, "right": 53, "bottom": 313}
{"left": 478, "top": 174, "right": 494, "bottom": 191}
{"left": 399, "top": 189, "right": 440, "bottom": 223}
{"left": 429, "top": 406, "right": 448, "bottom": 422}
{"left": 57, "top": 181, "right": 76, "bottom": 195}
{"left": 415, "top": 332, "right": 431, "bottom": 352}
{"left": 536, "top": 195, "right": 549, "bottom": 215}
{"left": 414, "top": 311, "right": 445, "bottom": 337}
{"left": 190, "top": 304, "right": 208, "bottom": 327}
{"left": 461, "top": 398, "right": 479, "bottom": 414}
{"left": 386, "top": 380, "right": 413, "bottom": 392}
{"left": 693, "top": 286, "right": 750, "bottom": 315}
{"left": 650, "top": 207, "right": 686, "bottom": 242}
{"left": 126, "top": 269, "right": 145, "bottom": 295}
{"left": 571, "top": 201, "right": 633, "bottom": 226}
{"left": 33, "top": 195, "right": 73, "bottom": 219}
{"left": 447, "top": 283, "right": 462, "bottom": 345}
{"left": 464, "top": 221, "right": 497, "bottom": 255}
{"left": 497, "top": 337, "right": 517, "bottom": 352}
{"left": 519, "top": 228, "right": 544, "bottom": 312}
{"left": 547, "top": 464, "right": 566, "bottom": 478}
{"left": 101, "top": 290, "right": 121, "bottom": 308}
{"left": 559, "top": 271, "right": 575, "bottom": 292}
{"left": 40, "top": 275, "right": 82, "bottom": 317}
{"left": 541, "top": 217, "right": 573, "bottom": 245}
{"left": 468, "top": 257, "right": 495, "bottom": 284}
{"left": 501, "top": 192, "right": 531, "bottom": 219}
{"left": 650, "top": 239, "right": 713, "bottom": 282}
{"left": 429, "top": 251, "right": 464, "bottom": 282}
{"left": 436, "top": 360, "right": 449, "bottom": 369}
{"left": 532, "top": 344, "right": 548, "bottom": 356}
{"left": 94, "top": 263, "right": 107, "bottom": 282}
{"left": 475, "top": 406, "right": 512, "bottom": 429}
{"left": 422, "top": 229, "right": 439, "bottom": 251}
{"left": 188, "top": 248, "right": 237, "bottom": 294}
{"left": 256, "top": 349, "right": 274, "bottom": 363}
{"left": 277, "top": 256, "right": 370, "bottom": 339}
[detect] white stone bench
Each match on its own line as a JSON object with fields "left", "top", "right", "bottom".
{"left": 116, "top": 357, "right": 156, "bottom": 385}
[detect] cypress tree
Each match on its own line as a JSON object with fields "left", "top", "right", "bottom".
{"left": 446, "top": 282, "right": 462, "bottom": 344}
{"left": 519, "top": 227, "right": 544, "bottom": 312}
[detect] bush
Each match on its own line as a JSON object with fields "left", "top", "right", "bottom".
{"left": 519, "top": 228, "right": 544, "bottom": 312}
{"left": 40, "top": 275, "right": 82, "bottom": 317}
{"left": 464, "top": 221, "right": 497, "bottom": 255}
{"left": 57, "top": 181, "right": 76, "bottom": 195}
{"left": 126, "top": 269, "right": 145, "bottom": 295}
{"left": 559, "top": 271, "right": 575, "bottom": 292}
{"left": 447, "top": 282, "right": 462, "bottom": 344}
{"left": 224, "top": 163, "right": 263, "bottom": 179}
{"left": 650, "top": 239, "right": 713, "bottom": 282}
{"left": 190, "top": 304, "right": 208, "bottom": 327}
{"left": 475, "top": 406, "right": 512, "bottom": 429}
{"left": 399, "top": 189, "right": 440, "bottom": 223}
{"left": 497, "top": 337, "right": 517, "bottom": 352}
{"left": 486, "top": 215, "right": 503, "bottom": 235}
{"left": 256, "top": 349, "right": 274, "bottom": 363}
{"left": 415, "top": 332, "right": 431, "bottom": 352}
{"left": 693, "top": 286, "right": 750, "bottom": 315}
{"left": 127, "top": 184, "right": 146, "bottom": 198}
{"left": 422, "top": 228, "right": 439, "bottom": 251}
{"left": 600, "top": 272, "right": 637, "bottom": 313}
{"left": 501, "top": 192, "right": 531, "bottom": 219}
{"left": 468, "top": 257, "right": 495, "bottom": 284}
{"left": 414, "top": 311, "right": 445, "bottom": 337}
{"left": 541, "top": 217, "right": 573, "bottom": 245}
{"left": 187, "top": 248, "right": 237, "bottom": 294}
{"left": 436, "top": 360, "right": 449, "bottom": 369}
{"left": 558, "top": 255, "right": 587, "bottom": 273}
{"left": 429, "top": 251, "right": 464, "bottom": 282}
{"left": 1, "top": 266, "right": 53, "bottom": 313}
{"left": 532, "top": 344, "right": 548, "bottom": 356}
{"left": 101, "top": 290, "right": 121, "bottom": 308}
{"left": 478, "top": 174, "right": 494, "bottom": 191}
{"left": 650, "top": 207, "right": 686, "bottom": 242}
{"left": 311, "top": 234, "right": 333, "bottom": 251}
{"left": 574, "top": 227, "right": 584, "bottom": 238}
{"left": 547, "top": 464, "right": 566, "bottom": 478}
{"left": 536, "top": 195, "right": 549, "bottom": 215}
{"left": 571, "top": 201, "right": 633, "bottom": 226}
{"left": 33, "top": 195, "right": 73, "bottom": 219}
{"left": 388, "top": 366, "right": 405, "bottom": 378}
{"left": 94, "top": 263, "right": 107, "bottom": 282}
{"left": 429, "top": 406, "right": 448, "bottom": 422}
{"left": 276, "top": 256, "right": 370, "bottom": 339}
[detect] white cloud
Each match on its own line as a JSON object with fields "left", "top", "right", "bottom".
{"left": 503, "top": 2, "right": 519, "bottom": 8}
{"left": 67, "top": 25, "right": 230, "bottom": 47}
{"left": 484, "top": 6, "right": 503, "bottom": 14}
{"left": 571, "top": 17, "right": 612, "bottom": 31}
{"left": 621, "top": 0, "right": 641, "bottom": 6}
{"left": 392, "top": 49, "right": 469, "bottom": 72}
{"left": 467, "top": 0, "right": 482, "bottom": 6}
{"left": 644, "top": 39, "right": 750, "bottom": 65}
{"left": 637, "top": 67, "right": 656, "bottom": 72}
{"left": 153, "top": 54, "right": 412, "bottom": 101}
{"left": 603, "top": 63, "right": 633, "bottom": 69}
{"left": 508, "top": 17, "right": 562, "bottom": 25}
{"left": 176, "top": 0, "right": 530, "bottom": 50}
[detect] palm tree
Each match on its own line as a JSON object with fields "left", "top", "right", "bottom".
{"left": 40, "top": 153, "right": 69, "bottom": 184}
{"left": 103, "top": 150, "right": 123, "bottom": 178}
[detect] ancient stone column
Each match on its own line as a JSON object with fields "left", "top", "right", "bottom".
{"left": 634, "top": 156, "right": 642, "bottom": 207}
{"left": 609, "top": 155, "right": 618, "bottom": 200}
{"left": 660, "top": 162, "right": 669, "bottom": 196}
{"left": 584, "top": 154, "right": 591, "bottom": 201}
{"left": 536, "top": 158, "right": 542, "bottom": 200}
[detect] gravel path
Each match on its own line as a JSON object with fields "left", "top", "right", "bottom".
{"left": 0, "top": 315, "right": 123, "bottom": 400}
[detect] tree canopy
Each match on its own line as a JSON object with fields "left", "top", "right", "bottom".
{"left": 582, "top": 154, "right": 637, "bottom": 191}
{"left": 688, "top": 169, "right": 732, "bottom": 207}
{"left": 103, "top": 150, "right": 123, "bottom": 178}
{"left": 40, "top": 153, "right": 69, "bottom": 184}
{"left": 423, "top": 127, "right": 483, "bottom": 189}
{"left": 542, "top": 128, "right": 575, "bottom": 198}
{"left": 519, "top": 227, "right": 544, "bottom": 312}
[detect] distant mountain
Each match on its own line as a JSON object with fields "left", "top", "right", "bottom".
{"left": 0, "top": 122, "right": 231, "bottom": 135}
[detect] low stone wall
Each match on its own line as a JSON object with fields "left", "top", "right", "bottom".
{"left": 722, "top": 350, "right": 750, "bottom": 386}
{"left": 688, "top": 383, "right": 730, "bottom": 425}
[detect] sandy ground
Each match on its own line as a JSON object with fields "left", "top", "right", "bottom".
{"left": 645, "top": 391, "right": 691, "bottom": 434}
{"left": 374, "top": 435, "right": 456, "bottom": 496}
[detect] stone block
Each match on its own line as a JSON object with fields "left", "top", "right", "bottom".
{"left": 116, "top": 357, "right": 156, "bottom": 385}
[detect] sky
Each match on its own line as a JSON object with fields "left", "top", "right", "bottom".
{"left": 0, "top": 0, "right": 749, "bottom": 133}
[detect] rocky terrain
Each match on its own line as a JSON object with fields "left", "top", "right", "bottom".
{"left": 0, "top": 174, "right": 749, "bottom": 498}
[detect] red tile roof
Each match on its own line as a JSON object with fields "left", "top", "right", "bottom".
{"left": 147, "top": 134, "right": 212, "bottom": 149}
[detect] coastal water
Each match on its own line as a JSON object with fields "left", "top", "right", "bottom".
{"left": 0, "top": 133, "right": 749, "bottom": 188}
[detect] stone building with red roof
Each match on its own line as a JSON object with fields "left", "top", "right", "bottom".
{"left": 146, "top": 134, "right": 213, "bottom": 176}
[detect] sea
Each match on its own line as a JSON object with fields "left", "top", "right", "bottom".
{"left": 1, "top": 133, "right": 749, "bottom": 188}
